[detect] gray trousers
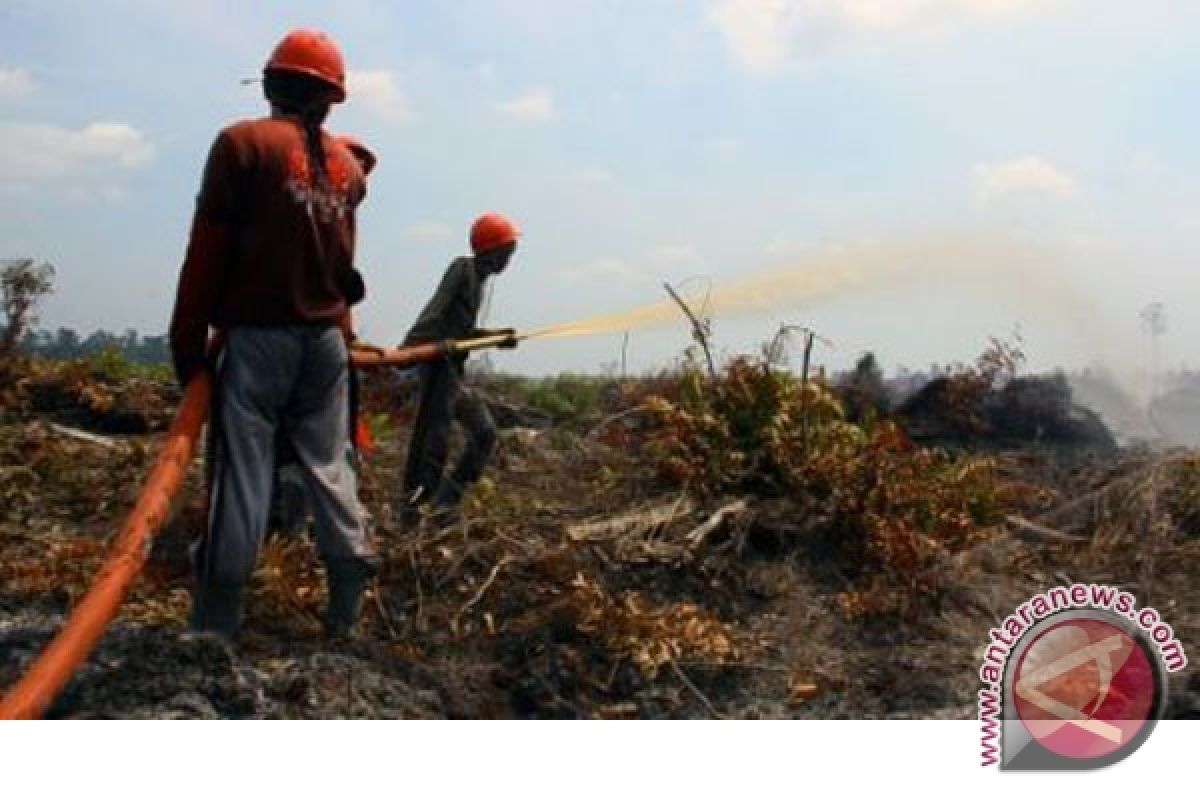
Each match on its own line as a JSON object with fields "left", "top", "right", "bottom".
{"left": 401, "top": 359, "right": 497, "bottom": 510}
{"left": 199, "top": 326, "right": 374, "bottom": 587}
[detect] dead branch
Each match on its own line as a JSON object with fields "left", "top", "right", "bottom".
{"left": 1005, "top": 515, "right": 1089, "bottom": 544}
{"left": 48, "top": 423, "right": 118, "bottom": 449}
{"left": 454, "top": 554, "right": 514, "bottom": 630}
{"left": 620, "top": 330, "right": 630, "bottom": 378}
{"left": 409, "top": 546, "right": 426, "bottom": 634}
{"left": 372, "top": 587, "right": 399, "bottom": 639}
{"left": 567, "top": 496, "right": 695, "bottom": 542}
{"left": 584, "top": 405, "right": 653, "bottom": 440}
{"left": 663, "top": 282, "right": 716, "bottom": 380}
{"left": 684, "top": 499, "right": 750, "bottom": 547}
{"left": 670, "top": 661, "right": 725, "bottom": 719}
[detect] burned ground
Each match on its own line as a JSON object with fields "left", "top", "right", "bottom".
{"left": 0, "top": 354, "right": 1197, "bottom": 719}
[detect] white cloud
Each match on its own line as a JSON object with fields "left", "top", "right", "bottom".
{"left": 560, "top": 258, "right": 646, "bottom": 285}
{"left": 0, "top": 68, "right": 34, "bottom": 100}
{"left": 708, "top": 0, "right": 1055, "bottom": 72}
{"left": 708, "top": 0, "right": 804, "bottom": 72}
{"left": 348, "top": 69, "right": 417, "bottom": 125}
{"left": 399, "top": 221, "right": 454, "bottom": 243}
{"left": 1177, "top": 213, "right": 1200, "bottom": 234}
{"left": 0, "top": 122, "right": 155, "bottom": 188}
{"left": 574, "top": 166, "right": 614, "bottom": 186}
{"left": 498, "top": 88, "right": 556, "bottom": 123}
{"left": 974, "top": 156, "right": 1077, "bottom": 201}
{"left": 650, "top": 244, "right": 699, "bottom": 265}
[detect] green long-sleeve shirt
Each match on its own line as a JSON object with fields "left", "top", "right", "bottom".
{"left": 404, "top": 256, "right": 485, "bottom": 345}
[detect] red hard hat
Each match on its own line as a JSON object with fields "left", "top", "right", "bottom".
{"left": 336, "top": 135, "right": 376, "bottom": 176}
{"left": 469, "top": 212, "right": 520, "bottom": 254}
{"left": 265, "top": 29, "right": 347, "bottom": 103}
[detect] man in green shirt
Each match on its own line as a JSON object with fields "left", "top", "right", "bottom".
{"left": 399, "top": 212, "right": 520, "bottom": 526}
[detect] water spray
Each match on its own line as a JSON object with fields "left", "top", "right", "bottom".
{"left": 498, "top": 233, "right": 1135, "bottom": 378}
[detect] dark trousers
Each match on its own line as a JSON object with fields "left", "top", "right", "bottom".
{"left": 401, "top": 359, "right": 497, "bottom": 510}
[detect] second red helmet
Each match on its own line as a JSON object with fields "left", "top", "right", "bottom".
{"left": 469, "top": 212, "right": 520, "bottom": 254}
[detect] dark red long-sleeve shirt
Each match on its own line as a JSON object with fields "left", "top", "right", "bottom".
{"left": 169, "top": 116, "right": 366, "bottom": 383}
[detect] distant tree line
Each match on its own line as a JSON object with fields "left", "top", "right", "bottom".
{"left": 19, "top": 327, "right": 170, "bottom": 365}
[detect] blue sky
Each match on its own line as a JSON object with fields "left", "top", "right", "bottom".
{"left": 1, "top": 0, "right": 1198, "bottom": 377}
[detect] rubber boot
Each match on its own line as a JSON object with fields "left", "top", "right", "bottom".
{"left": 324, "top": 558, "right": 374, "bottom": 638}
{"left": 429, "top": 481, "right": 465, "bottom": 528}
{"left": 189, "top": 582, "right": 245, "bottom": 640}
{"left": 427, "top": 502, "right": 463, "bottom": 529}
{"left": 395, "top": 502, "right": 422, "bottom": 532}
{"left": 395, "top": 486, "right": 426, "bottom": 532}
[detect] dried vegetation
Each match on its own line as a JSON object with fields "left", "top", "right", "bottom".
{"left": 1, "top": 342, "right": 1197, "bottom": 718}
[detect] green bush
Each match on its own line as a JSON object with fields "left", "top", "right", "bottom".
{"left": 642, "top": 355, "right": 1027, "bottom": 618}
{"left": 86, "top": 346, "right": 171, "bottom": 383}
{"left": 512, "top": 373, "right": 609, "bottom": 423}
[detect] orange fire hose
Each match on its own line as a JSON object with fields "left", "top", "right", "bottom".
{"left": 349, "top": 340, "right": 447, "bottom": 369}
{"left": 0, "top": 333, "right": 519, "bottom": 719}
{"left": 0, "top": 372, "right": 212, "bottom": 720}
{"left": 347, "top": 331, "right": 521, "bottom": 369}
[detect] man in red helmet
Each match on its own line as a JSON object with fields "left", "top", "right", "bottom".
{"left": 399, "top": 212, "right": 520, "bottom": 526}
{"left": 169, "top": 29, "right": 376, "bottom": 638}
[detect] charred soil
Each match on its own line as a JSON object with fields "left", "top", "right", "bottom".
{"left": 1, "top": 354, "right": 1197, "bottom": 718}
